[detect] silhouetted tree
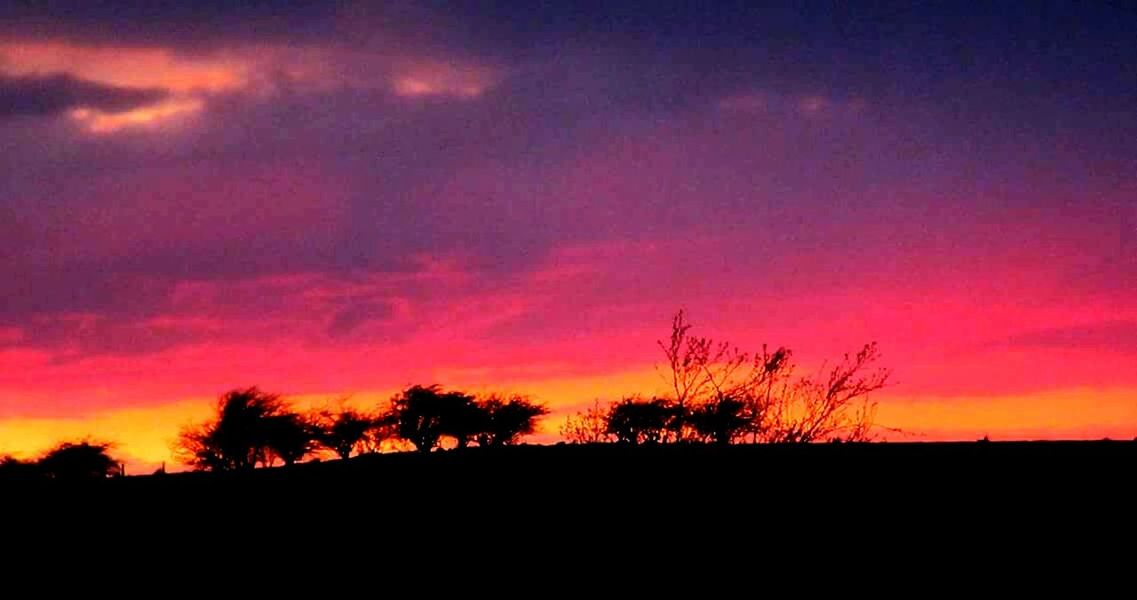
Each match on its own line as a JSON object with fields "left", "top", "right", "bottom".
{"left": 360, "top": 414, "right": 399, "bottom": 454}
{"left": 765, "top": 342, "right": 890, "bottom": 443}
{"left": 263, "top": 413, "right": 317, "bottom": 466}
{"left": 388, "top": 385, "right": 480, "bottom": 452}
{"left": 658, "top": 310, "right": 792, "bottom": 441}
{"left": 37, "top": 440, "right": 120, "bottom": 480}
{"left": 656, "top": 310, "right": 889, "bottom": 443}
{"left": 606, "top": 397, "right": 682, "bottom": 445}
{"left": 689, "top": 396, "right": 751, "bottom": 445}
{"left": 175, "top": 387, "right": 306, "bottom": 471}
{"left": 437, "top": 391, "right": 484, "bottom": 449}
{"left": 314, "top": 407, "right": 376, "bottom": 460}
{"left": 474, "top": 394, "right": 548, "bottom": 446}
{"left": 560, "top": 400, "right": 613, "bottom": 443}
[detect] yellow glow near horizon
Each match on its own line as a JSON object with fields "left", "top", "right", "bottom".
{"left": 3, "top": 363, "right": 1130, "bottom": 474}
{"left": 876, "top": 387, "right": 1137, "bottom": 440}
{"left": 0, "top": 398, "right": 214, "bottom": 473}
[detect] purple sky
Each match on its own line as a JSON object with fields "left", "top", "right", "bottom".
{"left": 0, "top": 2, "right": 1135, "bottom": 464}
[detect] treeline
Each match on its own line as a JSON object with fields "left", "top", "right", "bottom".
{"left": 0, "top": 385, "right": 549, "bottom": 481}
{"left": 175, "top": 385, "right": 548, "bottom": 471}
{"left": 0, "top": 310, "right": 892, "bottom": 480}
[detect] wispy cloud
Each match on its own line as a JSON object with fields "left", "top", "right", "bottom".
{"left": 0, "top": 73, "right": 167, "bottom": 118}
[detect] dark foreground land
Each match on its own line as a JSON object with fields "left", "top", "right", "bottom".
{"left": 6, "top": 442, "right": 1136, "bottom": 554}
{"left": 4, "top": 441, "right": 1135, "bottom": 581}
{"left": 9, "top": 441, "right": 1136, "bottom": 508}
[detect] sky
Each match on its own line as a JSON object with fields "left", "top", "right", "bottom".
{"left": 1, "top": 1, "right": 1135, "bottom": 470}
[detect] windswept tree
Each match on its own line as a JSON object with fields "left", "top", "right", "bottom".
{"left": 313, "top": 406, "right": 376, "bottom": 460}
{"left": 387, "top": 386, "right": 547, "bottom": 451}
{"left": 437, "top": 391, "right": 485, "bottom": 449}
{"left": 263, "top": 413, "right": 317, "bottom": 466}
{"left": 388, "top": 385, "right": 472, "bottom": 452}
{"left": 475, "top": 394, "right": 548, "bottom": 447}
{"left": 176, "top": 387, "right": 312, "bottom": 471}
{"left": 37, "top": 440, "right": 120, "bottom": 480}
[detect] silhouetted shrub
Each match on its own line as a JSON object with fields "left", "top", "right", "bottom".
{"left": 606, "top": 397, "right": 682, "bottom": 445}
{"left": 474, "top": 394, "right": 548, "bottom": 446}
{"left": 560, "top": 400, "right": 612, "bottom": 443}
{"left": 37, "top": 440, "right": 119, "bottom": 480}
{"left": 313, "top": 406, "right": 377, "bottom": 460}
{"left": 689, "top": 396, "right": 751, "bottom": 444}
{"left": 176, "top": 387, "right": 315, "bottom": 470}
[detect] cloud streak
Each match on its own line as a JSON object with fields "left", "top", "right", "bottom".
{"left": 0, "top": 73, "right": 167, "bottom": 118}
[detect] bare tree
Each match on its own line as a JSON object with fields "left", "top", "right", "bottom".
{"left": 653, "top": 310, "right": 889, "bottom": 444}
{"left": 657, "top": 310, "right": 792, "bottom": 441}
{"left": 560, "top": 400, "right": 614, "bottom": 443}
{"left": 764, "top": 342, "right": 890, "bottom": 443}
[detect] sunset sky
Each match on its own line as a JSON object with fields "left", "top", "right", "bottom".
{"left": 1, "top": 1, "right": 1135, "bottom": 470}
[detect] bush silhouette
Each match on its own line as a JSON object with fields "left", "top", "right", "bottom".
{"left": 313, "top": 407, "right": 376, "bottom": 460}
{"left": 475, "top": 394, "right": 548, "bottom": 447}
{"left": 37, "top": 440, "right": 120, "bottom": 480}
{"left": 263, "top": 413, "right": 318, "bottom": 466}
{"left": 0, "top": 455, "right": 41, "bottom": 483}
{"left": 560, "top": 400, "right": 612, "bottom": 443}
{"left": 689, "top": 396, "right": 751, "bottom": 445}
{"left": 387, "top": 386, "right": 549, "bottom": 451}
{"left": 606, "top": 397, "right": 682, "bottom": 445}
{"left": 387, "top": 385, "right": 478, "bottom": 452}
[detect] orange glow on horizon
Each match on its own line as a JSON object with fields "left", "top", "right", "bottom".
{"left": 875, "top": 388, "right": 1137, "bottom": 441}
{"left": 2, "top": 359, "right": 1133, "bottom": 473}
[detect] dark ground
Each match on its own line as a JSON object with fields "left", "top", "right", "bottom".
{"left": 9, "top": 441, "right": 1136, "bottom": 508}
{"left": 5, "top": 442, "right": 1135, "bottom": 560}
{"left": 2, "top": 441, "right": 1133, "bottom": 584}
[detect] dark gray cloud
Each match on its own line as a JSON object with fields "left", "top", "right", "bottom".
{"left": 4, "top": 1, "right": 1134, "bottom": 105}
{"left": 0, "top": 74, "right": 168, "bottom": 118}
